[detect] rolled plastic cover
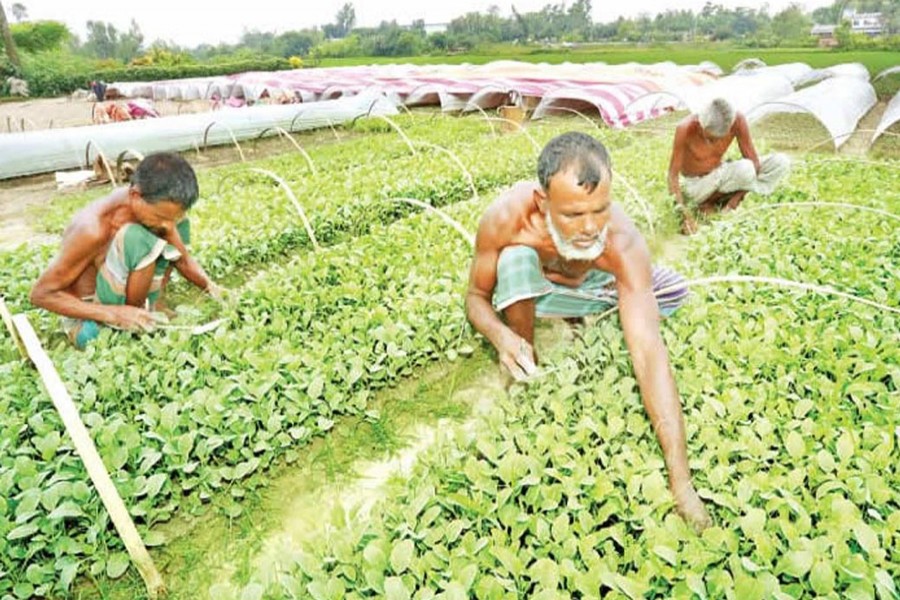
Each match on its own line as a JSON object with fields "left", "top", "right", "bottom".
{"left": 0, "top": 92, "right": 398, "bottom": 180}
{"left": 747, "top": 77, "right": 876, "bottom": 148}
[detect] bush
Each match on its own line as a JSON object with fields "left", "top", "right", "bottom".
{"left": 21, "top": 54, "right": 292, "bottom": 97}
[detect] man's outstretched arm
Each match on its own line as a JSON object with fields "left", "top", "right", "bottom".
{"left": 613, "top": 237, "right": 711, "bottom": 530}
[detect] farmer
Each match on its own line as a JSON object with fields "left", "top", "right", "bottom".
{"left": 30, "top": 153, "right": 223, "bottom": 349}
{"left": 90, "top": 79, "right": 107, "bottom": 102}
{"left": 465, "top": 131, "right": 711, "bottom": 531}
{"left": 93, "top": 101, "right": 131, "bottom": 124}
{"left": 668, "top": 97, "right": 789, "bottom": 234}
{"left": 127, "top": 98, "right": 160, "bottom": 119}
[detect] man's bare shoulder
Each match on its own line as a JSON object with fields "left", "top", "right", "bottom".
{"left": 601, "top": 205, "right": 648, "bottom": 272}
{"left": 476, "top": 181, "right": 539, "bottom": 246}
{"left": 58, "top": 198, "right": 121, "bottom": 257}
{"left": 677, "top": 114, "right": 699, "bottom": 132}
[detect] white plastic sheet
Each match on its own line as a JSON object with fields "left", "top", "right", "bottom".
{"left": 872, "top": 91, "right": 900, "bottom": 143}
{"left": 682, "top": 72, "right": 795, "bottom": 116}
{"left": 822, "top": 63, "right": 870, "bottom": 81}
{"left": 0, "top": 92, "right": 398, "bottom": 180}
{"left": 758, "top": 63, "right": 816, "bottom": 86}
{"left": 795, "top": 62, "right": 871, "bottom": 88}
{"left": 748, "top": 77, "right": 876, "bottom": 148}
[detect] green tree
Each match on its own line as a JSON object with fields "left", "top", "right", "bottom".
{"left": 11, "top": 20, "right": 69, "bottom": 52}
{"left": 324, "top": 3, "right": 355, "bottom": 38}
{"left": 82, "top": 20, "right": 118, "bottom": 59}
{"left": 116, "top": 19, "right": 143, "bottom": 62}
{"left": 566, "top": 0, "right": 593, "bottom": 40}
{"left": 0, "top": 0, "right": 21, "bottom": 70}
{"left": 275, "top": 30, "right": 322, "bottom": 57}
{"left": 771, "top": 4, "right": 811, "bottom": 43}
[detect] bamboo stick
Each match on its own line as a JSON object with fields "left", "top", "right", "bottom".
{"left": 12, "top": 315, "right": 166, "bottom": 599}
{"left": 0, "top": 296, "right": 26, "bottom": 358}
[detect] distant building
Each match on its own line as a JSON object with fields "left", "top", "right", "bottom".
{"left": 422, "top": 23, "right": 448, "bottom": 35}
{"left": 810, "top": 24, "right": 838, "bottom": 47}
{"left": 843, "top": 9, "right": 884, "bottom": 35}
{"left": 811, "top": 9, "right": 883, "bottom": 46}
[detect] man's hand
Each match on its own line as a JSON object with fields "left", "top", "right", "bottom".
{"left": 107, "top": 305, "right": 161, "bottom": 332}
{"left": 673, "top": 481, "right": 713, "bottom": 533}
{"left": 681, "top": 213, "right": 699, "bottom": 236}
{"left": 497, "top": 329, "right": 537, "bottom": 382}
{"left": 205, "top": 281, "right": 229, "bottom": 303}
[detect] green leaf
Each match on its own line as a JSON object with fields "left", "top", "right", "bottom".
{"left": 137, "top": 473, "right": 167, "bottom": 499}
{"left": 652, "top": 545, "right": 678, "bottom": 567}
{"left": 816, "top": 449, "right": 835, "bottom": 473}
{"left": 48, "top": 501, "right": 85, "bottom": 520}
{"left": 144, "top": 531, "right": 167, "bottom": 546}
{"left": 611, "top": 573, "right": 649, "bottom": 600}
{"left": 837, "top": 431, "right": 855, "bottom": 462}
{"left": 6, "top": 523, "right": 38, "bottom": 541}
{"left": 875, "top": 569, "right": 897, "bottom": 599}
{"left": 307, "top": 375, "right": 325, "bottom": 399}
{"left": 390, "top": 539, "right": 414, "bottom": 575}
{"left": 810, "top": 560, "right": 835, "bottom": 595}
{"left": 529, "top": 557, "right": 560, "bottom": 589}
{"left": 686, "top": 573, "right": 708, "bottom": 600}
{"left": 384, "top": 576, "right": 411, "bottom": 600}
{"left": 778, "top": 550, "right": 813, "bottom": 578}
{"left": 106, "top": 553, "right": 130, "bottom": 579}
{"left": 739, "top": 508, "right": 766, "bottom": 537}
{"left": 853, "top": 522, "right": 880, "bottom": 556}
{"left": 785, "top": 431, "right": 805, "bottom": 459}
{"left": 240, "top": 583, "right": 264, "bottom": 600}
{"left": 492, "top": 545, "right": 523, "bottom": 576}
{"left": 741, "top": 556, "right": 763, "bottom": 573}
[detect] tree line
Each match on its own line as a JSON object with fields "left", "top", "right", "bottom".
{"left": 2, "top": 0, "right": 898, "bottom": 75}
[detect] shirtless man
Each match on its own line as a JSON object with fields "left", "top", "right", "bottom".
{"left": 668, "top": 97, "right": 789, "bottom": 234}
{"left": 30, "top": 152, "right": 222, "bottom": 348}
{"left": 466, "top": 132, "right": 711, "bottom": 531}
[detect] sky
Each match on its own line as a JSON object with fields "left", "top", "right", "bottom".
{"left": 20, "top": 0, "right": 834, "bottom": 48}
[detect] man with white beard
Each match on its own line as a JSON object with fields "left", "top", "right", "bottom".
{"left": 465, "top": 131, "right": 711, "bottom": 531}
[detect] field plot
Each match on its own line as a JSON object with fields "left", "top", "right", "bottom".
{"left": 0, "top": 107, "right": 898, "bottom": 600}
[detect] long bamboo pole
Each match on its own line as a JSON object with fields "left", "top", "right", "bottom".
{"left": 12, "top": 315, "right": 166, "bottom": 599}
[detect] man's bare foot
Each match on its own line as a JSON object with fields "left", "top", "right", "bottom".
{"left": 673, "top": 482, "right": 713, "bottom": 533}
{"left": 722, "top": 191, "right": 747, "bottom": 213}
{"left": 681, "top": 214, "right": 699, "bottom": 235}
{"left": 697, "top": 202, "right": 719, "bottom": 216}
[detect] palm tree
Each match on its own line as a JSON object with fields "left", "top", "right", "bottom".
{"left": 0, "top": 1, "right": 22, "bottom": 71}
